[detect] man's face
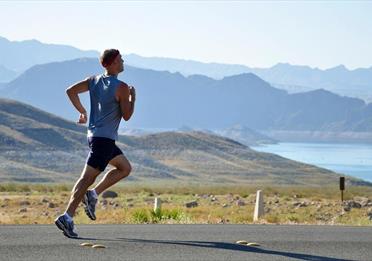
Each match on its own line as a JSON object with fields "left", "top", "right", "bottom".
{"left": 115, "top": 54, "right": 124, "bottom": 73}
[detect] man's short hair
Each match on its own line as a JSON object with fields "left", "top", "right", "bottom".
{"left": 100, "top": 49, "right": 120, "bottom": 67}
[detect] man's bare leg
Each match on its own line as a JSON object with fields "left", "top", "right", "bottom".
{"left": 93, "top": 154, "right": 131, "bottom": 195}
{"left": 65, "top": 164, "right": 101, "bottom": 217}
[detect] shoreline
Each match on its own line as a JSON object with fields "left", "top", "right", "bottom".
{"left": 251, "top": 142, "right": 372, "bottom": 183}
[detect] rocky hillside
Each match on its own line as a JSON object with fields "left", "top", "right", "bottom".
{"left": 0, "top": 98, "right": 369, "bottom": 186}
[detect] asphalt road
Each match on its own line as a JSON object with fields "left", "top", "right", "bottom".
{"left": 0, "top": 224, "right": 371, "bottom": 261}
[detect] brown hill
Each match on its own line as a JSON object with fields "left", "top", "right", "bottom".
{"left": 0, "top": 98, "right": 369, "bottom": 186}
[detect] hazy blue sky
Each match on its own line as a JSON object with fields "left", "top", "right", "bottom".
{"left": 0, "top": 1, "right": 371, "bottom": 69}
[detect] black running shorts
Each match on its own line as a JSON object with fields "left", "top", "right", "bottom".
{"left": 86, "top": 137, "right": 123, "bottom": 172}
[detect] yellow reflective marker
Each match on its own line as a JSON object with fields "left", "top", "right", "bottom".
{"left": 80, "top": 242, "right": 93, "bottom": 247}
{"left": 236, "top": 240, "right": 248, "bottom": 245}
{"left": 92, "top": 244, "right": 106, "bottom": 249}
{"left": 247, "top": 242, "right": 260, "bottom": 247}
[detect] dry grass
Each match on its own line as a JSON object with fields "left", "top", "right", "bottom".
{"left": 0, "top": 183, "right": 372, "bottom": 226}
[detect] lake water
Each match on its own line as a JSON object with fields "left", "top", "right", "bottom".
{"left": 251, "top": 143, "right": 372, "bottom": 182}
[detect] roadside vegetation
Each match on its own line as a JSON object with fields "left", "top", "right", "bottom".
{"left": 1, "top": 183, "right": 371, "bottom": 226}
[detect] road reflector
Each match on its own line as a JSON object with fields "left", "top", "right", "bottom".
{"left": 92, "top": 244, "right": 106, "bottom": 249}
{"left": 80, "top": 242, "right": 93, "bottom": 247}
{"left": 236, "top": 240, "right": 248, "bottom": 245}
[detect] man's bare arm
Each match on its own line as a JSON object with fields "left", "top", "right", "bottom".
{"left": 66, "top": 78, "right": 90, "bottom": 123}
{"left": 116, "top": 82, "right": 135, "bottom": 121}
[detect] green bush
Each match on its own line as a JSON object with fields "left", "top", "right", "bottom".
{"left": 132, "top": 208, "right": 186, "bottom": 223}
{"left": 132, "top": 209, "right": 149, "bottom": 223}
{"left": 151, "top": 208, "right": 185, "bottom": 222}
{"left": 287, "top": 214, "right": 299, "bottom": 222}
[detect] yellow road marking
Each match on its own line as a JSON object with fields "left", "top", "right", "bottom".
{"left": 92, "top": 244, "right": 106, "bottom": 249}
{"left": 80, "top": 242, "right": 93, "bottom": 247}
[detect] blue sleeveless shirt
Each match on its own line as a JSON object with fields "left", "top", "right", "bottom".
{"left": 87, "top": 74, "right": 122, "bottom": 140}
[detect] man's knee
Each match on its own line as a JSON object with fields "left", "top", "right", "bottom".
{"left": 110, "top": 155, "right": 131, "bottom": 176}
{"left": 119, "top": 162, "right": 131, "bottom": 178}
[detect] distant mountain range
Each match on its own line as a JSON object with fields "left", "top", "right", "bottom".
{"left": 0, "top": 65, "right": 17, "bottom": 83}
{"left": 252, "top": 63, "right": 372, "bottom": 102}
{"left": 125, "top": 53, "right": 249, "bottom": 79}
{"left": 0, "top": 36, "right": 371, "bottom": 102}
{"left": 1, "top": 36, "right": 371, "bottom": 143}
{"left": 1, "top": 97, "right": 368, "bottom": 186}
{"left": 0, "top": 36, "right": 98, "bottom": 82}
{"left": 126, "top": 54, "right": 372, "bottom": 102}
{"left": 1, "top": 58, "right": 371, "bottom": 137}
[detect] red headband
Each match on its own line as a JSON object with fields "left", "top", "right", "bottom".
{"left": 101, "top": 50, "right": 120, "bottom": 67}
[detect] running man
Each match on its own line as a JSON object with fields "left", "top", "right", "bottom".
{"left": 55, "top": 49, "right": 135, "bottom": 238}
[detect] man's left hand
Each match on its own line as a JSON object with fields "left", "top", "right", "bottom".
{"left": 78, "top": 112, "right": 87, "bottom": 124}
{"left": 130, "top": 86, "right": 136, "bottom": 102}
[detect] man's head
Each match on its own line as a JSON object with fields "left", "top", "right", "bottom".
{"left": 100, "top": 49, "right": 124, "bottom": 74}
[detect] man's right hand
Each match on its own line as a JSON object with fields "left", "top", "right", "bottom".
{"left": 78, "top": 112, "right": 87, "bottom": 124}
{"left": 117, "top": 82, "right": 135, "bottom": 121}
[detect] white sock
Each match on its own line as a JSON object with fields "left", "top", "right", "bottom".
{"left": 91, "top": 189, "right": 98, "bottom": 199}
{"left": 64, "top": 212, "right": 73, "bottom": 221}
